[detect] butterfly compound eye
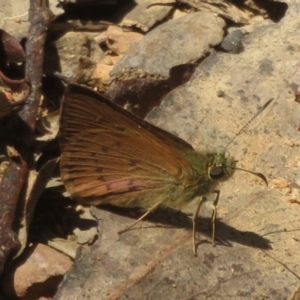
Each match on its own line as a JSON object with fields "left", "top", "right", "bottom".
{"left": 209, "top": 166, "right": 225, "bottom": 180}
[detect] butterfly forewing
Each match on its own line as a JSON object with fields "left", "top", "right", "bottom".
{"left": 60, "top": 84, "right": 194, "bottom": 153}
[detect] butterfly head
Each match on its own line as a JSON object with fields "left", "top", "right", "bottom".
{"left": 208, "top": 152, "right": 237, "bottom": 182}
{"left": 207, "top": 152, "right": 268, "bottom": 186}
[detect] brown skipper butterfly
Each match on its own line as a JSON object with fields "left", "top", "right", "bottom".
{"left": 59, "top": 84, "right": 269, "bottom": 255}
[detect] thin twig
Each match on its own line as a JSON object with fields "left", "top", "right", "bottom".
{"left": 0, "top": 1, "right": 52, "bottom": 275}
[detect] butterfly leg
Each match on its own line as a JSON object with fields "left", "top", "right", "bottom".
{"left": 118, "top": 201, "right": 163, "bottom": 234}
{"left": 192, "top": 196, "right": 206, "bottom": 256}
{"left": 210, "top": 190, "right": 220, "bottom": 246}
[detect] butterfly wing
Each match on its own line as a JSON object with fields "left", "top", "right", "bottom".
{"left": 60, "top": 84, "right": 194, "bottom": 153}
{"left": 60, "top": 84, "right": 202, "bottom": 208}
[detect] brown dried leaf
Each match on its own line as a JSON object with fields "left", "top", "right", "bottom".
{"left": 14, "top": 158, "right": 59, "bottom": 260}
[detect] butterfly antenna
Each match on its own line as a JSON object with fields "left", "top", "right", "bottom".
{"left": 225, "top": 98, "right": 274, "bottom": 150}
